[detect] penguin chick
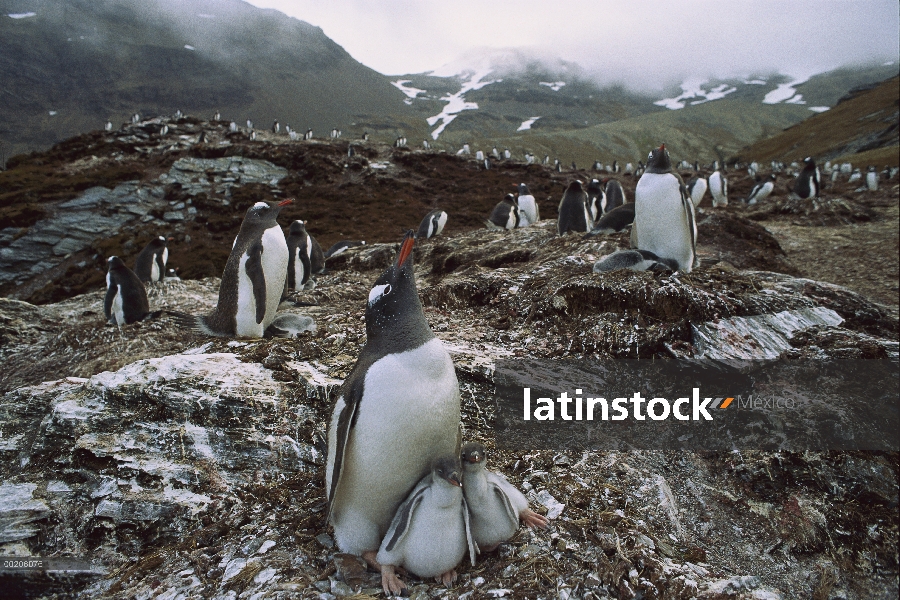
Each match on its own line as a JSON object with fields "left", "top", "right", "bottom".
{"left": 376, "top": 456, "right": 476, "bottom": 595}
{"left": 593, "top": 249, "right": 679, "bottom": 273}
{"left": 516, "top": 183, "right": 539, "bottom": 226}
{"left": 460, "top": 442, "right": 548, "bottom": 552}
{"left": 557, "top": 180, "right": 592, "bottom": 235}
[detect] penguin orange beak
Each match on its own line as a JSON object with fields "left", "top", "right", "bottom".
{"left": 659, "top": 144, "right": 666, "bottom": 151}
{"left": 278, "top": 198, "right": 293, "bottom": 207}
{"left": 447, "top": 473, "right": 462, "bottom": 487}
{"left": 397, "top": 230, "right": 415, "bottom": 267}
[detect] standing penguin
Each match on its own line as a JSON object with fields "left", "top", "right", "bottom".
{"left": 585, "top": 179, "right": 606, "bottom": 223}
{"left": 604, "top": 178, "right": 626, "bottom": 212}
{"left": 745, "top": 174, "right": 776, "bottom": 205}
{"left": 376, "top": 456, "right": 476, "bottom": 595}
{"left": 460, "top": 442, "right": 548, "bottom": 552}
{"left": 708, "top": 170, "right": 728, "bottom": 207}
{"left": 632, "top": 144, "right": 698, "bottom": 272}
{"left": 104, "top": 120, "right": 113, "bottom": 132}
{"left": 557, "top": 180, "right": 592, "bottom": 235}
{"left": 515, "top": 183, "right": 539, "bottom": 226}
{"left": 171, "top": 200, "right": 291, "bottom": 337}
{"left": 794, "top": 157, "right": 821, "bottom": 199}
{"left": 417, "top": 209, "right": 448, "bottom": 239}
{"left": 326, "top": 231, "right": 461, "bottom": 581}
{"left": 285, "top": 220, "right": 314, "bottom": 292}
{"left": 105, "top": 257, "right": 150, "bottom": 327}
{"left": 134, "top": 236, "right": 170, "bottom": 284}
{"left": 686, "top": 177, "right": 708, "bottom": 208}
{"left": 486, "top": 194, "right": 520, "bottom": 230}
{"left": 866, "top": 166, "right": 879, "bottom": 191}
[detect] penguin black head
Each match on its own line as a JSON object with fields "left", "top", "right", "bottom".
{"left": 460, "top": 442, "right": 486, "bottom": 468}
{"left": 517, "top": 183, "right": 531, "bottom": 196}
{"left": 432, "top": 455, "right": 462, "bottom": 487}
{"left": 566, "top": 180, "right": 584, "bottom": 193}
{"left": 503, "top": 193, "right": 517, "bottom": 205}
{"left": 107, "top": 256, "right": 126, "bottom": 271}
{"left": 288, "top": 219, "right": 307, "bottom": 236}
{"left": 647, "top": 144, "right": 671, "bottom": 171}
{"left": 242, "top": 199, "right": 292, "bottom": 233}
{"left": 365, "top": 230, "right": 431, "bottom": 347}
{"left": 147, "top": 236, "right": 168, "bottom": 250}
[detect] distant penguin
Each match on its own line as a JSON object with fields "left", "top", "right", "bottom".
{"left": 624, "top": 162, "right": 634, "bottom": 175}
{"left": 584, "top": 202, "right": 635, "bottom": 236}
{"left": 632, "top": 144, "right": 698, "bottom": 272}
{"left": 249, "top": 130, "right": 257, "bottom": 141}
{"left": 305, "top": 128, "right": 313, "bottom": 140}
{"left": 174, "top": 109, "right": 183, "bottom": 119}
{"left": 748, "top": 162, "right": 759, "bottom": 178}
{"left": 246, "top": 118, "right": 253, "bottom": 129}
{"left": 593, "top": 249, "right": 680, "bottom": 273}
{"left": 516, "top": 183, "right": 539, "bottom": 226}
{"left": 423, "top": 140, "right": 430, "bottom": 150}
{"left": 272, "top": 120, "right": 280, "bottom": 134}
{"left": 612, "top": 160, "right": 620, "bottom": 174}
{"left": 604, "top": 178, "right": 626, "bottom": 212}
{"left": 543, "top": 155, "right": 550, "bottom": 165}
{"left": 848, "top": 168, "right": 862, "bottom": 183}
{"left": 865, "top": 166, "right": 878, "bottom": 191}
{"left": 105, "top": 256, "right": 150, "bottom": 327}
{"left": 571, "top": 161, "right": 577, "bottom": 171}
{"left": 417, "top": 209, "right": 448, "bottom": 239}
{"left": 171, "top": 200, "right": 291, "bottom": 337}
{"left": 486, "top": 194, "right": 520, "bottom": 230}
{"left": 326, "top": 231, "right": 460, "bottom": 581}
{"left": 325, "top": 240, "right": 367, "bottom": 259}
{"left": 794, "top": 157, "right": 821, "bottom": 199}
{"left": 555, "top": 161, "right": 562, "bottom": 173}
{"left": 229, "top": 121, "right": 237, "bottom": 132}
{"left": 686, "top": 177, "right": 708, "bottom": 207}
{"left": 503, "top": 148, "right": 511, "bottom": 160}
{"left": 586, "top": 179, "right": 606, "bottom": 222}
{"left": 476, "top": 150, "right": 484, "bottom": 161}
{"left": 483, "top": 158, "right": 491, "bottom": 170}
{"left": 745, "top": 174, "right": 776, "bottom": 205}
{"left": 286, "top": 220, "right": 314, "bottom": 292}
{"left": 592, "top": 160, "right": 602, "bottom": 171}
{"left": 160, "top": 124, "right": 169, "bottom": 136}
{"left": 134, "top": 236, "right": 170, "bottom": 284}
{"left": 557, "top": 180, "right": 592, "bottom": 235}
{"left": 839, "top": 162, "right": 852, "bottom": 175}
{"left": 104, "top": 120, "right": 112, "bottom": 132}
{"left": 131, "top": 113, "right": 140, "bottom": 124}
{"left": 213, "top": 110, "right": 220, "bottom": 121}
{"left": 708, "top": 171, "right": 728, "bottom": 207}
{"left": 830, "top": 169, "right": 840, "bottom": 185}
{"left": 348, "top": 145, "right": 355, "bottom": 157}
{"left": 492, "top": 147, "right": 500, "bottom": 159}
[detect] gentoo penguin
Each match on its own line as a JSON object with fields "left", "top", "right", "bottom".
{"left": 376, "top": 455, "right": 476, "bottom": 595}
{"left": 503, "top": 148, "right": 511, "bottom": 160}
{"left": 604, "top": 178, "right": 626, "bottom": 212}
{"left": 593, "top": 249, "right": 680, "bottom": 272}
{"left": 794, "top": 157, "right": 821, "bottom": 199}
{"left": 491, "top": 147, "right": 500, "bottom": 159}
{"left": 557, "top": 180, "right": 592, "bottom": 235}
{"left": 460, "top": 442, "right": 548, "bottom": 552}
{"left": 686, "top": 176, "right": 708, "bottom": 207}
{"left": 848, "top": 168, "right": 862, "bottom": 183}
{"left": 708, "top": 170, "right": 728, "bottom": 207}
{"left": 571, "top": 161, "right": 577, "bottom": 171}
{"left": 133, "top": 236, "right": 170, "bottom": 284}
{"left": 246, "top": 118, "right": 253, "bottom": 129}
{"left": 417, "top": 209, "right": 448, "bottom": 239}
{"left": 476, "top": 150, "right": 485, "bottom": 161}
{"left": 104, "top": 120, "right": 112, "bottom": 132}
{"left": 584, "top": 203, "right": 635, "bottom": 236}
{"left": 486, "top": 194, "right": 520, "bottom": 230}
{"left": 483, "top": 158, "right": 492, "bottom": 170}
{"left": 363, "top": 131, "right": 369, "bottom": 141}
{"left": 515, "top": 183, "right": 539, "bottom": 226}
{"left": 309, "top": 230, "right": 326, "bottom": 275}
{"left": 632, "top": 144, "right": 698, "bottom": 272}
{"left": 171, "top": 200, "right": 291, "bottom": 337}
{"left": 285, "top": 220, "right": 319, "bottom": 292}
{"left": 249, "top": 130, "right": 257, "bottom": 141}
{"left": 866, "top": 166, "right": 879, "bottom": 191}
{"left": 213, "top": 110, "right": 220, "bottom": 121}
{"left": 229, "top": 121, "right": 237, "bottom": 132}
{"left": 745, "top": 174, "right": 776, "bottom": 205}
{"left": 104, "top": 257, "right": 150, "bottom": 327}
{"left": 174, "top": 109, "right": 183, "bottom": 119}
{"left": 586, "top": 178, "right": 606, "bottom": 222}
{"left": 324, "top": 240, "right": 367, "bottom": 259}
{"left": 326, "top": 231, "right": 461, "bottom": 577}
{"left": 272, "top": 120, "right": 280, "bottom": 134}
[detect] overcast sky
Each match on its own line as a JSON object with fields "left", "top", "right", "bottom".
{"left": 245, "top": 0, "right": 899, "bottom": 89}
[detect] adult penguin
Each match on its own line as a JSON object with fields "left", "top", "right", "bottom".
{"left": 171, "top": 200, "right": 291, "bottom": 337}
{"left": 686, "top": 176, "right": 708, "bottom": 208}
{"left": 326, "top": 230, "right": 461, "bottom": 581}
{"left": 604, "top": 178, "right": 626, "bottom": 212}
{"left": 515, "top": 183, "right": 539, "bottom": 226}
{"left": 586, "top": 179, "right": 606, "bottom": 223}
{"left": 745, "top": 174, "right": 776, "bottom": 205}
{"left": 417, "top": 209, "right": 448, "bottom": 239}
{"left": 285, "top": 220, "right": 314, "bottom": 292}
{"left": 708, "top": 170, "right": 728, "bottom": 207}
{"left": 794, "top": 157, "right": 821, "bottom": 199}
{"left": 632, "top": 144, "right": 698, "bottom": 272}
{"left": 134, "top": 236, "right": 171, "bottom": 284}
{"left": 105, "top": 256, "right": 151, "bottom": 327}
{"left": 557, "top": 180, "right": 592, "bottom": 235}
{"left": 486, "top": 194, "right": 520, "bottom": 230}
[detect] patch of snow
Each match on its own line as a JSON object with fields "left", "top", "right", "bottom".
{"left": 184, "top": 45, "right": 195, "bottom": 51}
{"left": 763, "top": 75, "right": 811, "bottom": 104}
{"left": 539, "top": 81, "right": 566, "bottom": 91}
{"left": 7, "top": 12, "right": 37, "bottom": 19}
{"left": 391, "top": 79, "right": 426, "bottom": 100}
{"left": 655, "top": 78, "right": 737, "bottom": 110}
{"left": 426, "top": 68, "right": 500, "bottom": 140}
{"left": 517, "top": 116, "right": 540, "bottom": 132}
{"left": 784, "top": 94, "right": 807, "bottom": 104}
{"left": 744, "top": 79, "right": 767, "bottom": 85}
{"left": 184, "top": 423, "right": 215, "bottom": 459}
{"left": 808, "top": 106, "right": 830, "bottom": 113}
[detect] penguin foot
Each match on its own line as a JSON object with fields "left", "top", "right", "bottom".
{"left": 521, "top": 508, "right": 550, "bottom": 529}
{"left": 380, "top": 564, "right": 408, "bottom": 596}
{"left": 435, "top": 569, "right": 458, "bottom": 587}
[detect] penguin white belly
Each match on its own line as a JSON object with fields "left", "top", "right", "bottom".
{"left": 690, "top": 179, "right": 707, "bottom": 207}
{"left": 260, "top": 225, "right": 289, "bottom": 329}
{"left": 150, "top": 255, "right": 160, "bottom": 283}
{"left": 293, "top": 247, "right": 305, "bottom": 291}
{"left": 162, "top": 247, "right": 169, "bottom": 269}
{"left": 466, "top": 475, "right": 518, "bottom": 547}
{"left": 330, "top": 338, "right": 460, "bottom": 554}
{"left": 505, "top": 208, "right": 517, "bottom": 230}
{"left": 435, "top": 212, "right": 447, "bottom": 235}
{"left": 235, "top": 253, "right": 263, "bottom": 338}
{"left": 112, "top": 285, "right": 125, "bottom": 326}
{"left": 519, "top": 196, "right": 537, "bottom": 224}
{"left": 635, "top": 174, "right": 695, "bottom": 272}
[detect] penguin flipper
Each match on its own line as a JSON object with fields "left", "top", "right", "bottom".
{"left": 246, "top": 241, "right": 267, "bottom": 325}
{"left": 103, "top": 282, "right": 115, "bottom": 321}
{"left": 680, "top": 185, "right": 699, "bottom": 270}
{"left": 326, "top": 389, "right": 359, "bottom": 520}
{"left": 381, "top": 482, "right": 428, "bottom": 553}
{"left": 461, "top": 495, "right": 478, "bottom": 565}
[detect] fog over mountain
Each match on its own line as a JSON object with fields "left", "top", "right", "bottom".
{"left": 247, "top": 0, "right": 900, "bottom": 91}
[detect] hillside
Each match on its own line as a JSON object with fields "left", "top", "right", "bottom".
{"left": 734, "top": 75, "right": 900, "bottom": 165}
{"left": 0, "top": 0, "right": 421, "bottom": 159}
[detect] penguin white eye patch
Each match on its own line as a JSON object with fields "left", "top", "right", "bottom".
{"left": 368, "top": 284, "right": 392, "bottom": 305}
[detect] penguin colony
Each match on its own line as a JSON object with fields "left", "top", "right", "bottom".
{"left": 97, "top": 113, "right": 871, "bottom": 593}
